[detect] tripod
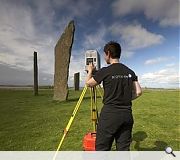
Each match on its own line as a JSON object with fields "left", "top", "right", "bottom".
{"left": 53, "top": 85, "right": 103, "bottom": 160}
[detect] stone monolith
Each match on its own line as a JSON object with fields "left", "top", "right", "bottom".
{"left": 34, "top": 51, "right": 38, "bottom": 96}
{"left": 53, "top": 21, "right": 75, "bottom": 101}
{"left": 74, "top": 72, "right": 80, "bottom": 91}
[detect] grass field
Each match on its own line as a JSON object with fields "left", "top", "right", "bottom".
{"left": 0, "top": 88, "right": 179, "bottom": 151}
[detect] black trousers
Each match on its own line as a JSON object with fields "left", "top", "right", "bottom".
{"left": 95, "top": 110, "right": 134, "bottom": 151}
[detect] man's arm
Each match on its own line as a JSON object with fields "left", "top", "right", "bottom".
{"left": 85, "top": 73, "right": 98, "bottom": 87}
{"left": 132, "top": 81, "right": 142, "bottom": 100}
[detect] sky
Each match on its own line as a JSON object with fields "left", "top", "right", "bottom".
{"left": 0, "top": 0, "right": 179, "bottom": 88}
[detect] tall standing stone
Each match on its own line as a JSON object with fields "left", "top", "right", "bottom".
{"left": 53, "top": 21, "right": 75, "bottom": 101}
{"left": 34, "top": 51, "right": 38, "bottom": 96}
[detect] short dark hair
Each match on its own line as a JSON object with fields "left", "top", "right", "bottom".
{"left": 104, "top": 41, "right": 121, "bottom": 59}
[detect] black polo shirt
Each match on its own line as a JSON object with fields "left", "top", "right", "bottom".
{"left": 93, "top": 63, "right": 138, "bottom": 112}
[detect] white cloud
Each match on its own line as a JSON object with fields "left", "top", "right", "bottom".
{"left": 0, "top": 0, "right": 80, "bottom": 85}
{"left": 140, "top": 65, "right": 179, "bottom": 88}
{"left": 110, "top": 23, "right": 164, "bottom": 50}
{"left": 166, "top": 63, "right": 176, "bottom": 67}
{"left": 112, "top": 0, "right": 180, "bottom": 27}
{"left": 0, "top": 0, "right": 100, "bottom": 86}
{"left": 52, "top": 0, "right": 98, "bottom": 18}
{"left": 83, "top": 25, "right": 107, "bottom": 50}
{"left": 82, "top": 22, "right": 165, "bottom": 59}
{"left": 121, "top": 51, "right": 135, "bottom": 59}
{"left": 68, "top": 49, "right": 87, "bottom": 87}
{"left": 0, "top": 0, "right": 56, "bottom": 73}
{"left": 144, "top": 57, "right": 174, "bottom": 65}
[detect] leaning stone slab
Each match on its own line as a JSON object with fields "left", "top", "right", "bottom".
{"left": 53, "top": 21, "right": 75, "bottom": 101}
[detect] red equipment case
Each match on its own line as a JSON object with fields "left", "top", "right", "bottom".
{"left": 83, "top": 132, "right": 96, "bottom": 151}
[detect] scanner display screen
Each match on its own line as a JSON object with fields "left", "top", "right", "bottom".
{"left": 86, "top": 58, "right": 93, "bottom": 65}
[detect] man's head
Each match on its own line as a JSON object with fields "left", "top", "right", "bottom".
{"left": 103, "top": 41, "right": 121, "bottom": 64}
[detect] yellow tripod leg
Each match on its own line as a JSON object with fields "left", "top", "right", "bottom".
{"left": 90, "top": 86, "right": 98, "bottom": 132}
{"left": 53, "top": 85, "right": 87, "bottom": 160}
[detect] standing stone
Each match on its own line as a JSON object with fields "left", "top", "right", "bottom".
{"left": 53, "top": 21, "right": 75, "bottom": 101}
{"left": 34, "top": 51, "right": 38, "bottom": 96}
{"left": 74, "top": 72, "right": 80, "bottom": 91}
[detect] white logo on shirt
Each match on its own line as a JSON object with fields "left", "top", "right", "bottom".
{"left": 112, "top": 74, "right": 132, "bottom": 79}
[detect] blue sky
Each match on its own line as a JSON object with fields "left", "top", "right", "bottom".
{"left": 0, "top": 0, "right": 179, "bottom": 88}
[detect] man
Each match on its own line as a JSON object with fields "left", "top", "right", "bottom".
{"left": 85, "top": 41, "right": 142, "bottom": 151}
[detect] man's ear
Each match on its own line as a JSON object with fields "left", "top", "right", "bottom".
{"left": 107, "top": 51, "right": 111, "bottom": 58}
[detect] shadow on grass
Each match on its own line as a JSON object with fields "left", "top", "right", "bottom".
{"left": 133, "top": 131, "right": 168, "bottom": 151}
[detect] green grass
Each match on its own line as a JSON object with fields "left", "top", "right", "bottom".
{"left": 0, "top": 88, "right": 179, "bottom": 151}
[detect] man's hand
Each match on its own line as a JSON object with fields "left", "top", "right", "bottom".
{"left": 85, "top": 63, "right": 98, "bottom": 87}
{"left": 87, "top": 62, "right": 96, "bottom": 73}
